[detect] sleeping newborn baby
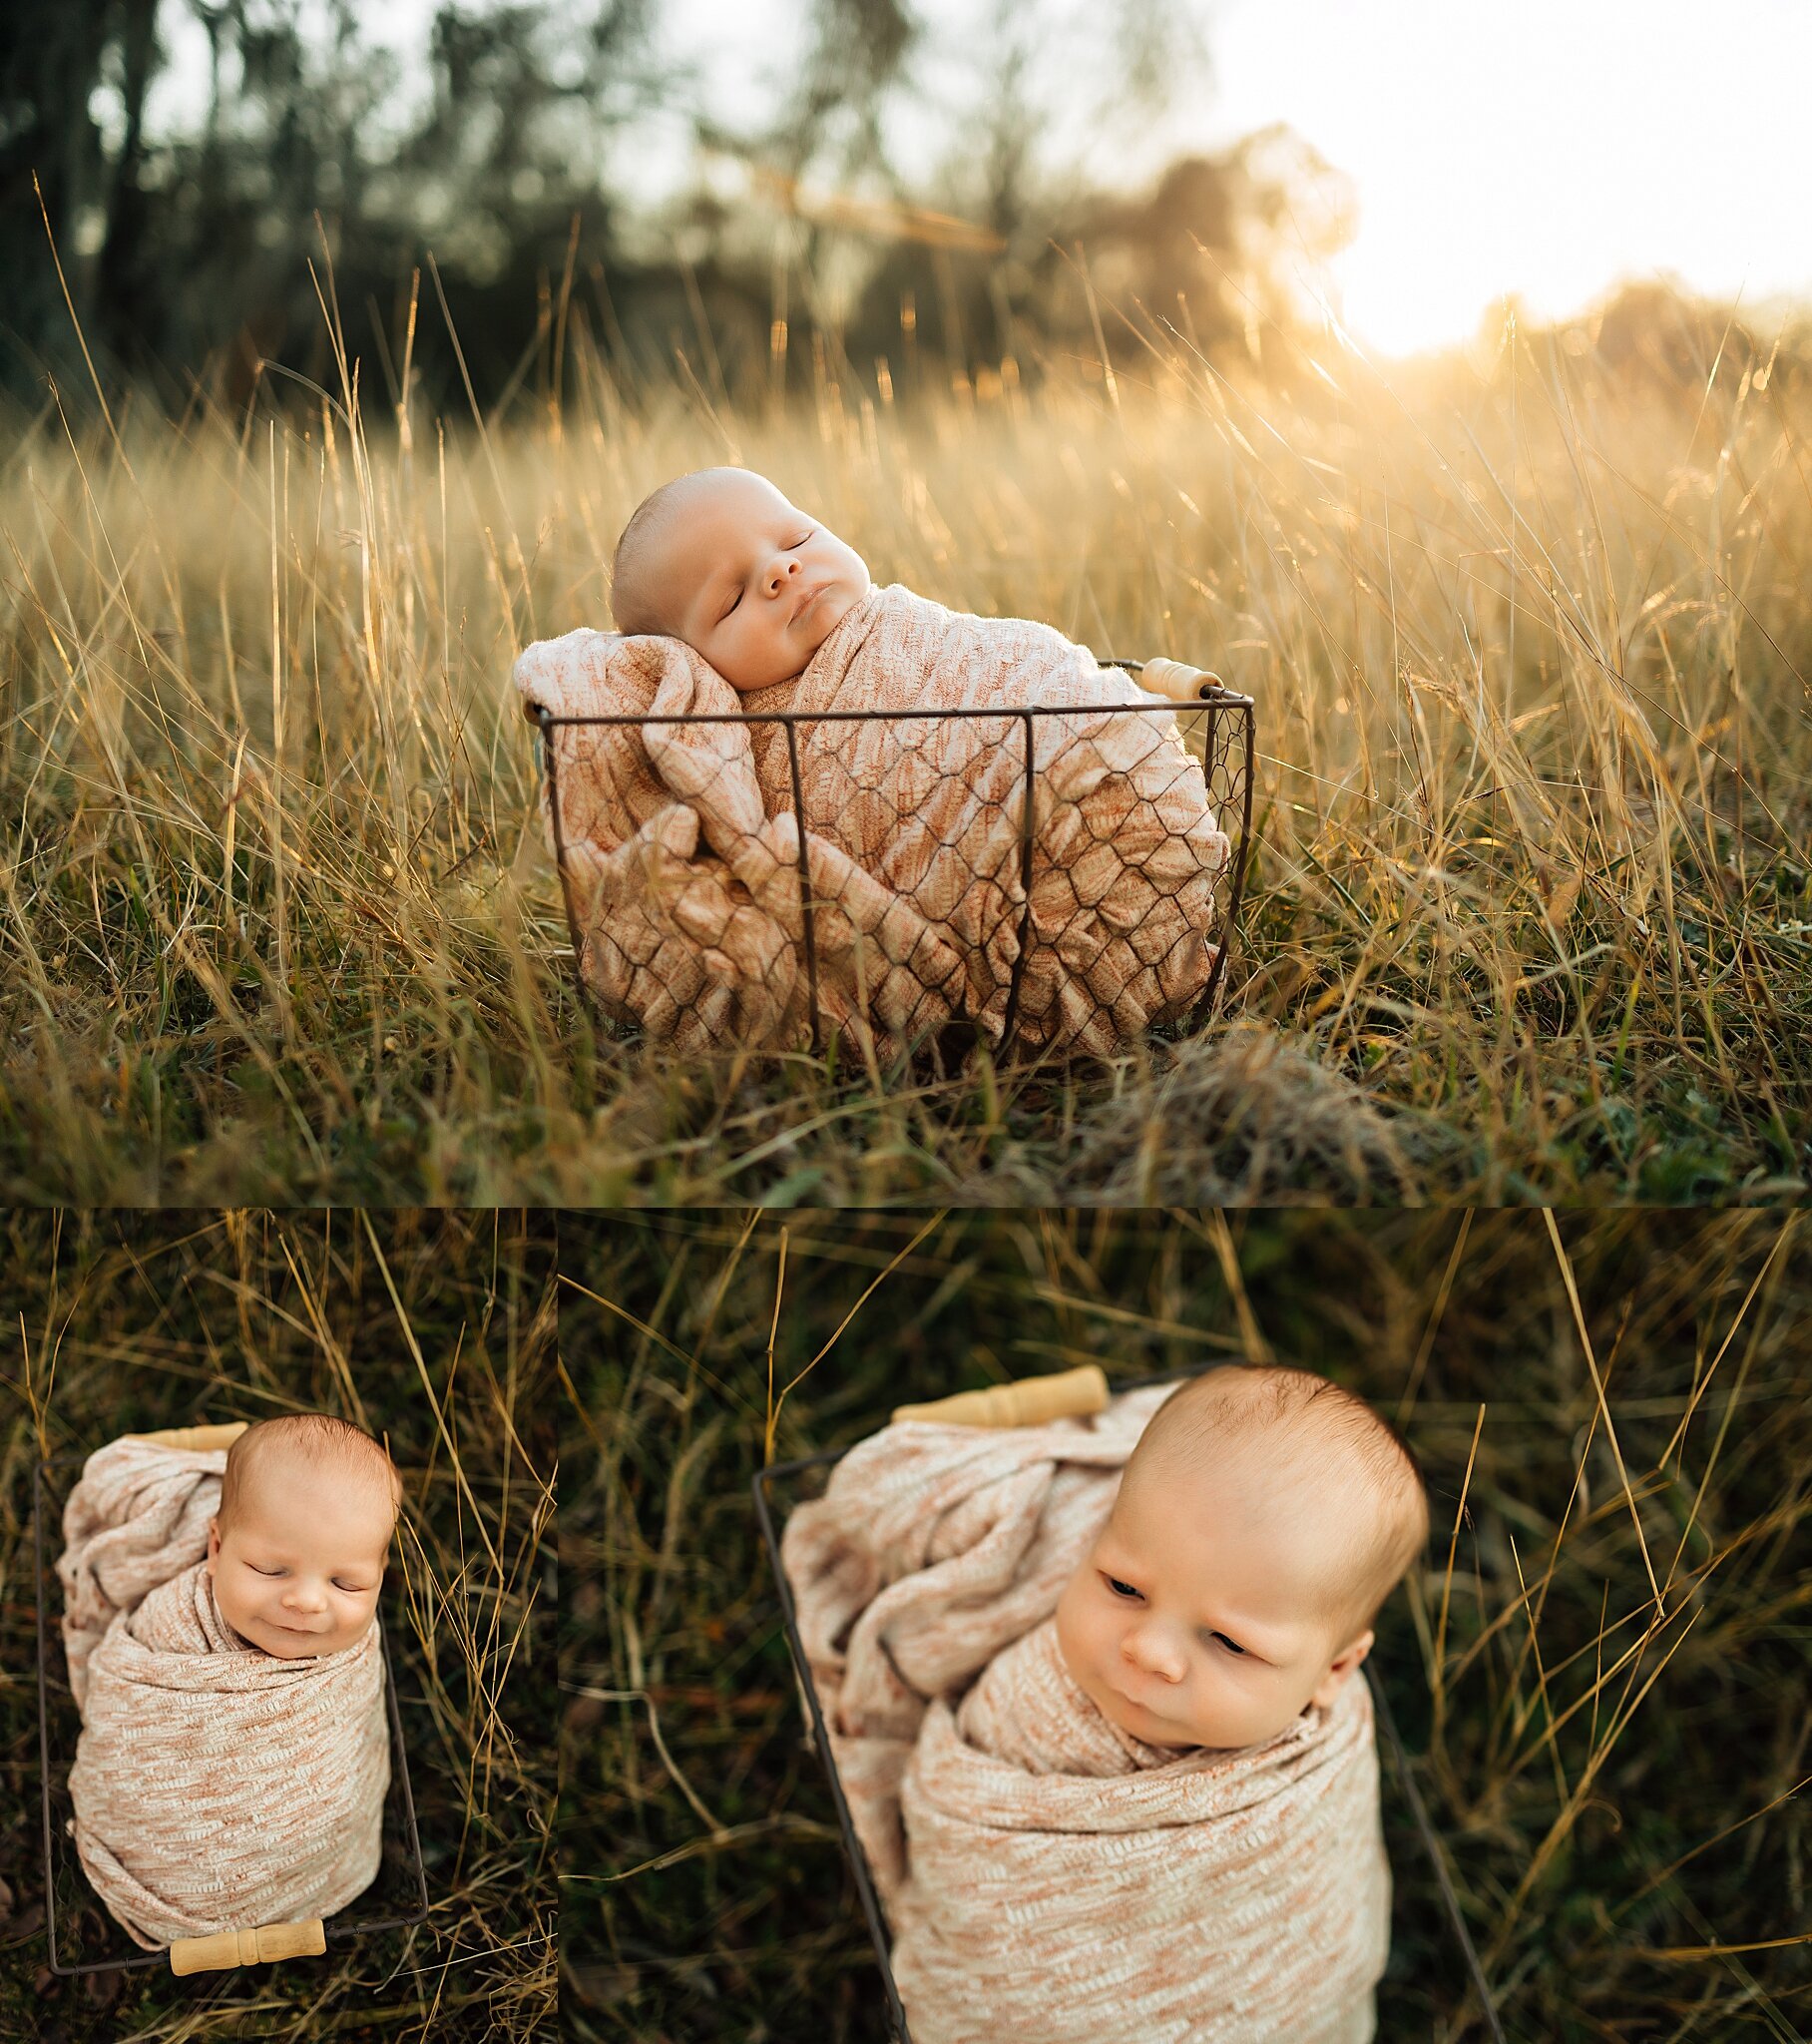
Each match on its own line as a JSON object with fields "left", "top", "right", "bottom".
{"left": 516, "top": 464, "right": 1231, "bottom": 1057}
{"left": 205, "top": 1412, "right": 399, "bottom": 1660}
{"left": 60, "top": 1416, "right": 397, "bottom": 1947}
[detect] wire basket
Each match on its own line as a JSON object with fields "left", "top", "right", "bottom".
{"left": 31, "top": 1452, "right": 431, "bottom": 1977}
{"left": 750, "top": 1392, "right": 1507, "bottom": 2044}
{"left": 533, "top": 660, "right": 1254, "bottom": 1058}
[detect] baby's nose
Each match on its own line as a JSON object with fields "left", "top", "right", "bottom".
{"left": 763, "top": 553, "right": 800, "bottom": 595}
{"left": 1125, "top": 1622, "right": 1185, "bottom": 1683}
{"left": 283, "top": 1579, "right": 328, "bottom": 1611}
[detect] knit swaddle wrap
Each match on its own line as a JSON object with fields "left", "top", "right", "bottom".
{"left": 515, "top": 584, "right": 1229, "bottom": 1058}
{"left": 57, "top": 1437, "right": 391, "bottom": 1948}
{"left": 779, "top": 1390, "right": 1390, "bottom": 2044}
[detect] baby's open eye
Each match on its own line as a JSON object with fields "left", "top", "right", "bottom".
{"left": 1104, "top": 1574, "right": 1142, "bottom": 1601}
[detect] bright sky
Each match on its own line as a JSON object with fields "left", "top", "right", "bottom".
{"left": 1202, "top": 0, "right": 1812, "bottom": 353}
{"left": 150, "top": 0, "right": 1812, "bottom": 358}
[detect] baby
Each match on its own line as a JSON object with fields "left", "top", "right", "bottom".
{"left": 206, "top": 1413, "right": 401, "bottom": 1659}
{"left": 884, "top": 1366, "right": 1427, "bottom": 2042}
{"left": 62, "top": 1411, "right": 400, "bottom": 1947}
{"left": 882, "top": 1365, "right": 1430, "bottom": 2035}
{"left": 610, "top": 466, "right": 871, "bottom": 692}
{"left": 527, "top": 462, "right": 1228, "bottom": 1058}
{"left": 1048, "top": 1363, "right": 1429, "bottom": 1758}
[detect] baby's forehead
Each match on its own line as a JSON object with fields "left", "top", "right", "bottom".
{"left": 666, "top": 472, "right": 792, "bottom": 548}
{"left": 1126, "top": 1405, "right": 1387, "bottom": 1520}
{"left": 692, "top": 468, "right": 788, "bottom": 514}
{"left": 232, "top": 1440, "right": 394, "bottom": 1519}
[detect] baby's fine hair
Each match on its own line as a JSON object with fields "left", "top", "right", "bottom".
{"left": 1130, "top": 1364, "right": 1429, "bottom": 1638}
{"left": 219, "top": 1414, "right": 400, "bottom": 1531}
{"left": 610, "top": 466, "right": 743, "bottom": 636}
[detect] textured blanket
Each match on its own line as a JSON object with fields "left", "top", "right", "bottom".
{"left": 779, "top": 1392, "right": 1390, "bottom": 2044}
{"left": 57, "top": 1437, "right": 390, "bottom": 1948}
{"left": 516, "top": 585, "right": 1229, "bottom": 1058}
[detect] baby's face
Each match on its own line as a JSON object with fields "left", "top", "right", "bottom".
{"left": 648, "top": 470, "right": 870, "bottom": 691}
{"left": 1055, "top": 1441, "right": 1372, "bottom": 1752}
{"left": 207, "top": 1458, "right": 393, "bottom": 1660}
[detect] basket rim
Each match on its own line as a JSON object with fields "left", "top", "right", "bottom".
{"left": 749, "top": 1369, "right": 1507, "bottom": 2044}
{"left": 31, "top": 1449, "right": 432, "bottom": 1978}
{"left": 530, "top": 687, "right": 1257, "bottom": 729}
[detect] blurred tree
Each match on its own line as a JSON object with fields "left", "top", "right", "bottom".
{"left": 1, "top": 0, "right": 671, "bottom": 407}
{"left": 773, "top": 0, "right": 919, "bottom": 187}
{"left": 0, "top": 0, "right": 1353, "bottom": 415}
{"left": 0, "top": 0, "right": 159, "bottom": 390}
{"left": 831, "top": 4, "right": 1352, "bottom": 380}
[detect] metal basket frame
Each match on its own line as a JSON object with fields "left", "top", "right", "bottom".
{"left": 31, "top": 1452, "right": 432, "bottom": 1978}
{"left": 534, "top": 663, "right": 1256, "bottom": 1057}
{"left": 749, "top": 1377, "right": 1507, "bottom": 2044}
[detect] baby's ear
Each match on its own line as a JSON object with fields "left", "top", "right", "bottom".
{"left": 1309, "top": 1628, "right": 1374, "bottom": 1712}
{"left": 205, "top": 1516, "right": 222, "bottom": 1575}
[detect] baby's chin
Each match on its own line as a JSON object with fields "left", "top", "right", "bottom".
{"left": 795, "top": 573, "right": 870, "bottom": 663}
{"left": 1059, "top": 1636, "right": 1199, "bottom": 1747}
{"left": 258, "top": 1633, "right": 344, "bottom": 1660}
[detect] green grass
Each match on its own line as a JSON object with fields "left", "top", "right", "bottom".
{"left": 561, "top": 1208, "right": 1811, "bottom": 2042}
{"left": 0, "top": 1210, "right": 558, "bottom": 2041}
{"left": 2, "top": 300, "right": 1807, "bottom": 1202}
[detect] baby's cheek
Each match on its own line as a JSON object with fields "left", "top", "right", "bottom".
{"left": 1053, "top": 1580, "right": 1093, "bottom": 1685}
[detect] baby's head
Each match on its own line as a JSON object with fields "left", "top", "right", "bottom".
{"left": 206, "top": 1415, "right": 401, "bottom": 1661}
{"left": 610, "top": 467, "right": 871, "bottom": 691}
{"left": 1056, "top": 1366, "right": 1428, "bottom": 1752}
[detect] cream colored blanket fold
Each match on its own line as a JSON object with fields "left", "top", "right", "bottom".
{"left": 779, "top": 1392, "right": 1390, "bottom": 2044}
{"left": 516, "top": 585, "right": 1229, "bottom": 1058}
{"left": 57, "top": 1438, "right": 391, "bottom": 1949}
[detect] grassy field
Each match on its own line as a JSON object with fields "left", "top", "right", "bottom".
{"left": 0, "top": 1209, "right": 557, "bottom": 2041}
{"left": 2, "top": 294, "right": 1807, "bottom": 1203}
{"left": 563, "top": 1208, "right": 1810, "bottom": 2043}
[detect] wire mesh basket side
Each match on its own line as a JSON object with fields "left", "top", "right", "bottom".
{"left": 534, "top": 665, "right": 1255, "bottom": 1060}
{"left": 751, "top": 1448, "right": 911, "bottom": 2044}
{"left": 32, "top": 1456, "right": 431, "bottom": 1977}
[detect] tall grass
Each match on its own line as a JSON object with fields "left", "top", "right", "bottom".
{"left": 562, "top": 1208, "right": 1810, "bottom": 2042}
{"left": 2, "top": 282, "right": 1808, "bottom": 1200}
{"left": 0, "top": 1209, "right": 558, "bottom": 2041}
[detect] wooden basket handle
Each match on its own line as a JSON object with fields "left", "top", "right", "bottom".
{"left": 169, "top": 1917, "right": 326, "bottom": 1975}
{"left": 129, "top": 1422, "right": 248, "bottom": 1453}
{"left": 1138, "top": 657, "right": 1225, "bottom": 703}
{"left": 892, "top": 1364, "right": 1109, "bottom": 1429}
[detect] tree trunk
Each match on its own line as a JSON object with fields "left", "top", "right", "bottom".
{"left": 94, "top": 0, "right": 164, "bottom": 367}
